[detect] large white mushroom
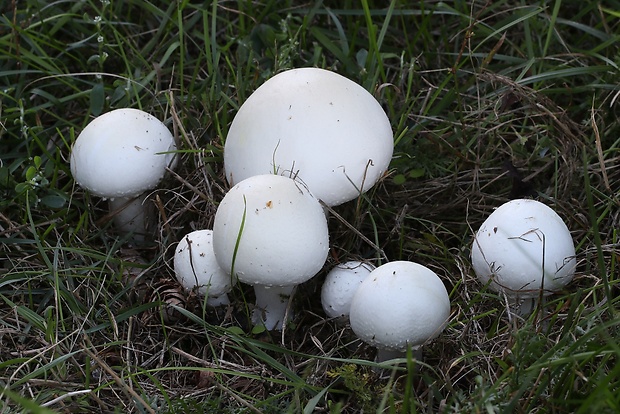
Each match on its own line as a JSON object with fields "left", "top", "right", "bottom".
{"left": 321, "top": 261, "right": 375, "bottom": 320}
{"left": 70, "top": 108, "right": 177, "bottom": 238}
{"left": 349, "top": 261, "right": 451, "bottom": 363}
{"left": 174, "top": 230, "right": 236, "bottom": 306}
{"left": 224, "top": 67, "right": 393, "bottom": 207}
{"left": 212, "top": 174, "right": 329, "bottom": 330}
{"left": 471, "top": 199, "right": 577, "bottom": 316}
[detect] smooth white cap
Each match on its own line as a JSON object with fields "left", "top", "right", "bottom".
{"left": 349, "top": 261, "right": 451, "bottom": 352}
{"left": 471, "top": 199, "right": 576, "bottom": 298}
{"left": 321, "top": 261, "right": 375, "bottom": 318}
{"left": 212, "top": 174, "right": 329, "bottom": 287}
{"left": 174, "top": 230, "right": 235, "bottom": 299}
{"left": 70, "top": 108, "right": 176, "bottom": 199}
{"left": 224, "top": 68, "right": 394, "bottom": 206}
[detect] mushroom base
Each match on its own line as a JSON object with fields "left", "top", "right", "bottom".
{"left": 507, "top": 295, "right": 542, "bottom": 319}
{"left": 252, "top": 285, "right": 295, "bottom": 331}
{"left": 109, "top": 193, "right": 153, "bottom": 239}
{"left": 206, "top": 294, "right": 230, "bottom": 307}
{"left": 375, "top": 346, "right": 423, "bottom": 364}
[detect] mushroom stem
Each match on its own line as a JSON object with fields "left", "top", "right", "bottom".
{"left": 109, "top": 193, "right": 153, "bottom": 239}
{"left": 252, "top": 284, "right": 295, "bottom": 330}
{"left": 375, "top": 346, "right": 423, "bottom": 364}
{"left": 509, "top": 296, "right": 540, "bottom": 318}
{"left": 206, "top": 294, "right": 230, "bottom": 307}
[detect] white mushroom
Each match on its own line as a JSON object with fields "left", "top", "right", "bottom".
{"left": 212, "top": 174, "right": 329, "bottom": 330}
{"left": 70, "top": 108, "right": 177, "bottom": 238}
{"left": 321, "top": 261, "right": 375, "bottom": 319}
{"left": 471, "top": 199, "right": 576, "bottom": 316}
{"left": 349, "top": 261, "right": 451, "bottom": 363}
{"left": 224, "top": 67, "right": 393, "bottom": 207}
{"left": 174, "top": 230, "right": 236, "bottom": 306}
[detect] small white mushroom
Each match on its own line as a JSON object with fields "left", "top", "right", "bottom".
{"left": 212, "top": 174, "right": 329, "bottom": 330}
{"left": 70, "top": 108, "right": 177, "bottom": 238}
{"left": 174, "top": 230, "right": 236, "bottom": 306}
{"left": 349, "top": 261, "right": 451, "bottom": 363}
{"left": 471, "top": 199, "right": 577, "bottom": 316}
{"left": 321, "top": 261, "right": 375, "bottom": 319}
{"left": 224, "top": 67, "right": 393, "bottom": 207}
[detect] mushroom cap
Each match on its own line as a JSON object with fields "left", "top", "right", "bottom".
{"left": 70, "top": 108, "right": 176, "bottom": 199}
{"left": 471, "top": 199, "right": 576, "bottom": 298}
{"left": 212, "top": 174, "right": 329, "bottom": 287}
{"left": 349, "top": 261, "right": 451, "bottom": 352}
{"left": 321, "top": 261, "right": 375, "bottom": 318}
{"left": 174, "top": 230, "right": 235, "bottom": 297}
{"left": 224, "top": 67, "right": 394, "bottom": 206}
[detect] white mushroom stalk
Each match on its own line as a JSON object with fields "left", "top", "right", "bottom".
{"left": 471, "top": 199, "right": 577, "bottom": 317}
{"left": 70, "top": 108, "right": 177, "bottom": 239}
{"left": 349, "top": 261, "right": 451, "bottom": 363}
{"left": 174, "top": 230, "right": 236, "bottom": 306}
{"left": 224, "top": 67, "right": 393, "bottom": 207}
{"left": 212, "top": 174, "right": 329, "bottom": 330}
{"left": 108, "top": 193, "right": 151, "bottom": 236}
{"left": 252, "top": 285, "right": 296, "bottom": 331}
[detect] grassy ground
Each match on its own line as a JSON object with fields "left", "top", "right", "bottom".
{"left": 1, "top": 0, "right": 619, "bottom": 412}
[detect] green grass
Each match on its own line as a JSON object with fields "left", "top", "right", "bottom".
{"left": 1, "top": 0, "right": 620, "bottom": 412}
